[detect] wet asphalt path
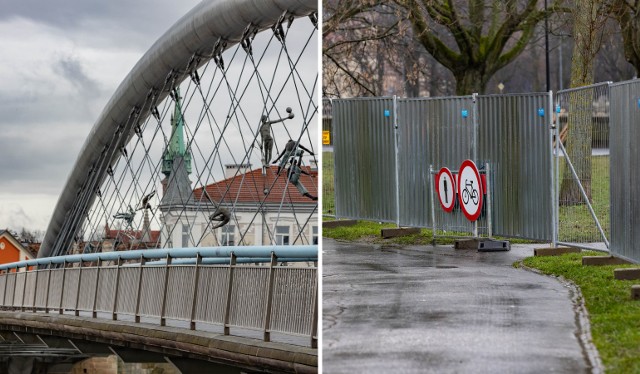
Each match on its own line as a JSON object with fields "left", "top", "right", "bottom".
{"left": 322, "top": 239, "right": 592, "bottom": 373}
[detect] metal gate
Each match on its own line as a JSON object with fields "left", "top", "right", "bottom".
{"left": 555, "top": 83, "right": 610, "bottom": 251}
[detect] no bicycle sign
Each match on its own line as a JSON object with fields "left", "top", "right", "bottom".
{"left": 457, "top": 160, "right": 483, "bottom": 221}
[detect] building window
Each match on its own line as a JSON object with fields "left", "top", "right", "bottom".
{"left": 182, "top": 223, "right": 190, "bottom": 247}
{"left": 312, "top": 226, "right": 318, "bottom": 245}
{"left": 276, "top": 225, "right": 290, "bottom": 245}
{"left": 221, "top": 225, "right": 235, "bottom": 246}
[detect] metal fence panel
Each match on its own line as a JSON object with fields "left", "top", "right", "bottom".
{"left": 333, "top": 98, "right": 397, "bottom": 222}
{"left": 477, "top": 93, "right": 553, "bottom": 241}
{"left": 397, "top": 96, "right": 475, "bottom": 230}
{"left": 610, "top": 80, "right": 640, "bottom": 262}
{"left": 555, "top": 83, "right": 610, "bottom": 249}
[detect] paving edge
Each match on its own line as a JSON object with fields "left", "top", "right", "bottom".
{"left": 517, "top": 263, "right": 604, "bottom": 374}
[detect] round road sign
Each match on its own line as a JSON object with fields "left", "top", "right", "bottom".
{"left": 457, "top": 160, "right": 483, "bottom": 221}
{"left": 436, "top": 167, "right": 456, "bottom": 212}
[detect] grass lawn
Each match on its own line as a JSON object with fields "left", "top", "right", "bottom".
{"left": 523, "top": 252, "right": 640, "bottom": 374}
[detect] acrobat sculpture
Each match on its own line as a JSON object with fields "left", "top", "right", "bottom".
{"left": 260, "top": 107, "right": 294, "bottom": 167}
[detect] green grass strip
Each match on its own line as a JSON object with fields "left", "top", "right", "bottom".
{"left": 522, "top": 253, "right": 640, "bottom": 374}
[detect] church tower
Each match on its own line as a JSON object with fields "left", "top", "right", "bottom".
{"left": 162, "top": 87, "right": 192, "bottom": 177}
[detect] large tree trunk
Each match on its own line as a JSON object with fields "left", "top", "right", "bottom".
{"left": 559, "top": 0, "right": 605, "bottom": 204}
{"left": 454, "top": 68, "right": 486, "bottom": 95}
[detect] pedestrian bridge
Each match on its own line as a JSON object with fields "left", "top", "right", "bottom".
{"left": 0, "top": 246, "right": 317, "bottom": 373}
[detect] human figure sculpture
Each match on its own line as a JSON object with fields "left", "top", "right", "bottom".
{"left": 260, "top": 107, "right": 294, "bottom": 167}
{"left": 138, "top": 190, "right": 156, "bottom": 211}
{"left": 210, "top": 207, "right": 231, "bottom": 229}
{"left": 287, "top": 159, "right": 317, "bottom": 201}
{"left": 273, "top": 139, "right": 314, "bottom": 175}
{"left": 113, "top": 205, "right": 136, "bottom": 227}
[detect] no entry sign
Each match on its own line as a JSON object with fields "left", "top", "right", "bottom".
{"left": 436, "top": 167, "right": 456, "bottom": 212}
{"left": 457, "top": 160, "right": 483, "bottom": 221}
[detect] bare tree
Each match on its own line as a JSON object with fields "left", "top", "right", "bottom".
{"left": 610, "top": 0, "right": 640, "bottom": 76}
{"left": 400, "top": 0, "right": 565, "bottom": 95}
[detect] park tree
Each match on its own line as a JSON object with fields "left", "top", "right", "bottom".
{"left": 400, "top": 0, "right": 564, "bottom": 95}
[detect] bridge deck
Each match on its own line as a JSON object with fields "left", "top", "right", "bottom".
{"left": 0, "top": 311, "right": 316, "bottom": 373}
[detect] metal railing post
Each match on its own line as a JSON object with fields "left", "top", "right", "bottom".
{"left": 20, "top": 271, "right": 27, "bottom": 311}
{"left": 2, "top": 271, "right": 8, "bottom": 307}
{"left": 112, "top": 257, "right": 123, "bottom": 320}
{"left": 32, "top": 269, "right": 38, "bottom": 312}
{"left": 263, "top": 252, "right": 277, "bottom": 342}
{"left": 74, "top": 261, "right": 83, "bottom": 316}
{"left": 223, "top": 252, "right": 237, "bottom": 336}
{"left": 58, "top": 261, "right": 67, "bottom": 314}
{"left": 189, "top": 253, "right": 202, "bottom": 330}
{"left": 44, "top": 262, "right": 52, "bottom": 313}
{"left": 160, "top": 254, "right": 172, "bottom": 327}
{"left": 134, "top": 255, "right": 145, "bottom": 323}
{"left": 92, "top": 259, "right": 102, "bottom": 318}
{"left": 311, "top": 270, "right": 318, "bottom": 349}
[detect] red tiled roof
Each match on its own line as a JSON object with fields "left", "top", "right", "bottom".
{"left": 104, "top": 228, "right": 161, "bottom": 246}
{"left": 193, "top": 166, "right": 318, "bottom": 205}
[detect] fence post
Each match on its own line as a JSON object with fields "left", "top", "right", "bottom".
{"left": 429, "top": 165, "right": 437, "bottom": 243}
{"left": 74, "top": 261, "right": 83, "bottom": 316}
{"left": 551, "top": 90, "right": 559, "bottom": 248}
{"left": 92, "top": 259, "right": 101, "bottom": 318}
{"left": 311, "top": 270, "right": 318, "bottom": 349}
{"left": 486, "top": 162, "right": 492, "bottom": 238}
{"left": 263, "top": 252, "right": 277, "bottom": 342}
{"left": 393, "top": 95, "right": 401, "bottom": 226}
{"left": 160, "top": 254, "right": 172, "bottom": 327}
{"left": 223, "top": 252, "right": 237, "bottom": 335}
{"left": 189, "top": 253, "right": 202, "bottom": 330}
{"left": 134, "top": 255, "right": 145, "bottom": 323}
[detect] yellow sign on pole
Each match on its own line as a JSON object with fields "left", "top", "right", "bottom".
{"left": 322, "top": 131, "right": 331, "bottom": 145}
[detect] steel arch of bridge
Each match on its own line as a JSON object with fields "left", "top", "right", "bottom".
{"left": 41, "top": 0, "right": 317, "bottom": 258}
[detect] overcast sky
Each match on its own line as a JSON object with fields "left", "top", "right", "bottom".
{"left": 0, "top": 0, "right": 203, "bottom": 232}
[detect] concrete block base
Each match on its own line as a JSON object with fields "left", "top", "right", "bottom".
{"left": 478, "top": 240, "right": 510, "bottom": 252}
{"left": 582, "top": 256, "right": 632, "bottom": 266}
{"left": 454, "top": 238, "right": 489, "bottom": 250}
{"left": 533, "top": 247, "right": 581, "bottom": 257}
{"left": 381, "top": 227, "right": 420, "bottom": 239}
{"left": 614, "top": 268, "right": 640, "bottom": 280}
{"left": 323, "top": 220, "right": 358, "bottom": 229}
{"left": 632, "top": 285, "right": 640, "bottom": 300}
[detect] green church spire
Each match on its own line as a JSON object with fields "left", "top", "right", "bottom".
{"left": 162, "top": 87, "right": 192, "bottom": 177}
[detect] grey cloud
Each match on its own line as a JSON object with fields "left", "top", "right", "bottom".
{"left": 54, "top": 55, "right": 100, "bottom": 97}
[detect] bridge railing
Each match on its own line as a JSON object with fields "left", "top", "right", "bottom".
{"left": 0, "top": 246, "right": 318, "bottom": 348}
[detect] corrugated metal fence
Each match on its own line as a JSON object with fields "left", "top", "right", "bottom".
{"left": 333, "top": 98, "right": 397, "bottom": 223}
{"left": 610, "top": 79, "right": 640, "bottom": 263}
{"left": 333, "top": 93, "right": 554, "bottom": 241}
